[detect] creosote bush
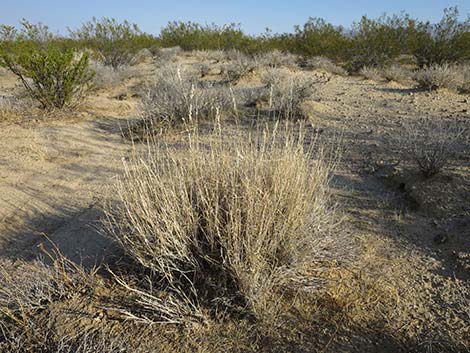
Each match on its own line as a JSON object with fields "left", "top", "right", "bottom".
{"left": 104, "top": 125, "right": 336, "bottom": 323}
{"left": 0, "top": 45, "right": 94, "bottom": 110}
{"left": 69, "top": 17, "right": 157, "bottom": 69}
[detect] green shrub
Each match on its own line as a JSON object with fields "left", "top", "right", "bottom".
{"left": 0, "top": 45, "right": 94, "bottom": 109}
{"left": 159, "top": 21, "right": 252, "bottom": 52}
{"left": 414, "top": 7, "right": 470, "bottom": 67}
{"left": 69, "top": 17, "right": 157, "bottom": 69}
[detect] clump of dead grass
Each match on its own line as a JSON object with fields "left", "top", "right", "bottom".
{"left": 104, "top": 123, "right": 338, "bottom": 324}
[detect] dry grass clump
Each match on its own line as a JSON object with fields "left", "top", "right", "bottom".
{"left": 256, "top": 50, "right": 298, "bottom": 68}
{"left": 402, "top": 120, "right": 465, "bottom": 178}
{"left": 382, "top": 64, "right": 412, "bottom": 84}
{"left": 302, "top": 56, "right": 347, "bottom": 76}
{"left": 140, "top": 64, "right": 235, "bottom": 129}
{"left": 415, "top": 63, "right": 459, "bottom": 91}
{"left": 262, "top": 69, "right": 316, "bottom": 119}
{"left": 359, "top": 66, "right": 382, "bottom": 81}
{"left": 104, "top": 124, "right": 338, "bottom": 324}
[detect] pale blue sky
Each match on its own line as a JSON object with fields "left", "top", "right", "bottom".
{"left": 1, "top": 0, "right": 469, "bottom": 35}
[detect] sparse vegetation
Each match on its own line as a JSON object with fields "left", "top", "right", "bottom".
{"left": 0, "top": 6, "right": 470, "bottom": 353}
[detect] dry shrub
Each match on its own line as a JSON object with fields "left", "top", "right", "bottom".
{"left": 130, "top": 48, "right": 154, "bottom": 65}
{"left": 140, "top": 64, "right": 235, "bottom": 128}
{"left": 192, "top": 49, "right": 226, "bottom": 63}
{"left": 456, "top": 63, "right": 470, "bottom": 94}
{"left": 262, "top": 69, "right": 316, "bottom": 119}
{"left": 382, "top": 64, "right": 412, "bottom": 84}
{"left": 104, "top": 124, "right": 338, "bottom": 324}
{"left": 222, "top": 50, "right": 258, "bottom": 83}
{"left": 90, "top": 61, "right": 138, "bottom": 89}
{"left": 415, "top": 63, "right": 459, "bottom": 91}
{"left": 0, "top": 253, "right": 105, "bottom": 353}
{"left": 0, "top": 96, "right": 23, "bottom": 121}
{"left": 402, "top": 120, "right": 465, "bottom": 178}
{"left": 154, "top": 46, "right": 182, "bottom": 63}
{"left": 359, "top": 66, "right": 382, "bottom": 81}
{"left": 303, "top": 56, "right": 347, "bottom": 76}
{"left": 256, "top": 50, "right": 298, "bottom": 68}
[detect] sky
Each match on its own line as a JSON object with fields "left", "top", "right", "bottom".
{"left": 1, "top": 0, "right": 470, "bottom": 35}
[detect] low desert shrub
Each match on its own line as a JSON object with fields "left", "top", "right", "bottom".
{"left": 222, "top": 51, "right": 257, "bottom": 83}
{"left": 140, "top": 65, "right": 234, "bottom": 127}
{"left": 0, "top": 45, "right": 94, "bottom": 109}
{"left": 256, "top": 50, "right": 298, "bottom": 68}
{"left": 456, "top": 64, "right": 470, "bottom": 94}
{"left": 154, "top": 46, "right": 182, "bottom": 63}
{"left": 89, "top": 60, "right": 142, "bottom": 90}
{"left": 302, "top": 56, "right": 347, "bottom": 76}
{"left": 104, "top": 125, "right": 336, "bottom": 323}
{"left": 262, "top": 69, "right": 316, "bottom": 119}
{"left": 359, "top": 66, "right": 382, "bottom": 81}
{"left": 382, "top": 64, "right": 412, "bottom": 84}
{"left": 415, "top": 63, "right": 459, "bottom": 91}
{"left": 402, "top": 120, "right": 464, "bottom": 177}
{"left": 192, "top": 49, "right": 225, "bottom": 63}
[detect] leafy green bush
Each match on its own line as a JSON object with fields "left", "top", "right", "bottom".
{"left": 414, "top": 7, "right": 470, "bottom": 67}
{"left": 0, "top": 45, "right": 94, "bottom": 109}
{"left": 159, "top": 21, "right": 253, "bottom": 52}
{"left": 69, "top": 17, "right": 157, "bottom": 69}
